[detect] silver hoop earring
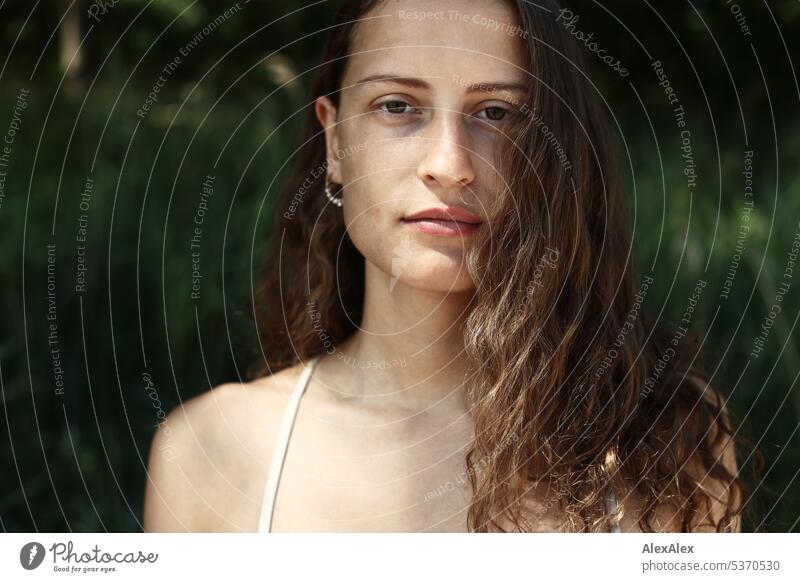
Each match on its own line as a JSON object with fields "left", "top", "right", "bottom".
{"left": 325, "top": 176, "right": 343, "bottom": 207}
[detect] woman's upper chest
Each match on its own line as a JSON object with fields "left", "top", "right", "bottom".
{"left": 202, "top": 383, "right": 573, "bottom": 532}
{"left": 270, "top": 398, "right": 476, "bottom": 532}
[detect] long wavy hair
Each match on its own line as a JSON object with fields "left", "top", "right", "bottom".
{"left": 253, "top": 0, "right": 750, "bottom": 532}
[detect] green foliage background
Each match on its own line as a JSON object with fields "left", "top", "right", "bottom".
{"left": 1, "top": 0, "right": 798, "bottom": 531}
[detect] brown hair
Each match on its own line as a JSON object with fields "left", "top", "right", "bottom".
{"left": 253, "top": 0, "right": 749, "bottom": 532}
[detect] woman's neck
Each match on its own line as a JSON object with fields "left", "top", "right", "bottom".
{"left": 329, "top": 260, "right": 476, "bottom": 411}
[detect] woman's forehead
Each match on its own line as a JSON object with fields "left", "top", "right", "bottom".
{"left": 345, "top": 0, "right": 528, "bottom": 80}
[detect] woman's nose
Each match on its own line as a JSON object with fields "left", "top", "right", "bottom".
{"left": 416, "top": 111, "right": 476, "bottom": 191}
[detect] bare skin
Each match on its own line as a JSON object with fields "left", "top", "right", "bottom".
{"left": 143, "top": 0, "right": 738, "bottom": 533}
{"left": 142, "top": 358, "right": 738, "bottom": 532}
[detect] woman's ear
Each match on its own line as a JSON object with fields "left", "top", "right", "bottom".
{"left": 314, "top": 96, "right": 342, "bottom": 184}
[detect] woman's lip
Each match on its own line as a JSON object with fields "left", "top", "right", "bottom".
{"left": 401, "top": 218, "right": 481, "bottom": 237}
{"left": 404, "top": 206, "right": 483, "bottom": 224}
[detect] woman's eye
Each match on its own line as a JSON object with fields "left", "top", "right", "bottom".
{"left": 377, "top": 100, "right": 418, "bottom": 116}
{"left": 476, "top": 106, "right": 510, "bottom": 122}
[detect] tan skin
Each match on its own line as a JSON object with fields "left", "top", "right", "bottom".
{"left": 144, "top": 0, "right": 738, "bottom": 532}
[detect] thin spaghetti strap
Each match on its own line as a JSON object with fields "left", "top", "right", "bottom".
{"left": 256, "top": 354, "right": 322, "bottom": 532}
{"left": 606, "top": 489, "right": 622, "bottom": 533}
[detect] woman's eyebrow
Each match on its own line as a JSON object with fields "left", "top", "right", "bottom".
{"left": 354, "top": 73, "right": 527, "bottom": 94}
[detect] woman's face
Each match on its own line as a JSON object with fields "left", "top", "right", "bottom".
{"left": 316, "top": 0, "right": 528, "bottom": 293}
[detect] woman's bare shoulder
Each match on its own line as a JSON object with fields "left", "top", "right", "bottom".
{"left": 178, "top": 363, "right": 310, "bottom": 428}
{"left": 143, "top": 361, "right": 309, "bottom": 532}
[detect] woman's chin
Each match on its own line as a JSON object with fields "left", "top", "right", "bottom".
{"left": 385, "top": 268, "right": 476, "bottom": 295}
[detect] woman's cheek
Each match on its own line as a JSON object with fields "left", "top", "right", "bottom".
{"left": 342, "top": 179, "right": 386, "bottom": 254}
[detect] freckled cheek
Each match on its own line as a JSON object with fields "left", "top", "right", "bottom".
{"left": 339, "top": 140, "right": 415, "bottom": 265}
{"left": 473, "top": 136, "right": 506, "bottom": 205}
{"left": 339, "top": 135, "right": 419, "bottom": 215}
{"left": 480, "top": 164, "right": 503, "bottom": 204}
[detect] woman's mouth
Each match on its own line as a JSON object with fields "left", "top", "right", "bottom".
{"left": 401, "top": 206, "right": 483, "bottom": 237}
{"left": 401, "top": 218, "right": 481, "bottom": 236}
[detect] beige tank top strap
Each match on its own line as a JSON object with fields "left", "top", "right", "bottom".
{"left": 257, "top": 354, "right": 322, "bottom": 532}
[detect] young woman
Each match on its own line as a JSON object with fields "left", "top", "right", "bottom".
{"left": 144, "top": 0, "right": 745, "bottom": 532}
